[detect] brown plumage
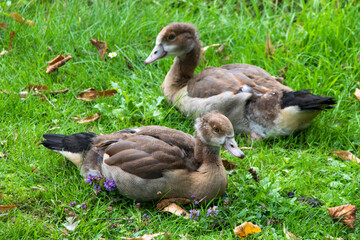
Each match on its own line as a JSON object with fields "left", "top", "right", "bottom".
{"left": 145, "top": 22, "right": 336, "bottom": 139}
{"left": 41, "top": 112, "right": 244, "bottom": 203}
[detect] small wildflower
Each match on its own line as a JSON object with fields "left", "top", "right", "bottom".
{"left": 106, "top": 206, "right": 113, "bottom": 211}
{"left": 108, "top": 52, "right": 117, "bottom": 58}
{"left": 189, "top": 209, "right": 200, "bottom": 220}
{"left": 104, "top": 179, "right": 116, "bottom": 191}
{"left": 223, "top": 199, "right": 229, "bottom": 205}
{"left": 191, "top": 195, "right": 195, "bottom": 199}
{"left": 93, "top": 184, "right": 101, "bottom": 194}
{"left": 207, "top": 206, "right": 219, "bottom": 217}
{"left": 80, "top": 203, "right": 87, "bottom": 210}
{"left": 135, "top": 202, "right": 141, "bottom": 209}
{"left": 68, "top": 211, "right": 75, "bottom": 216}
{"left": 143, "top": 213, "right": 151, "bottom": 220}
{"left": 245, "top": 208, "right": 249, "bottom": 213}
{"left": 194, "top": 201, "right": 199, "bottom": 205}
{"left": 69, "top": 201, "right": 76, "bottom": 207}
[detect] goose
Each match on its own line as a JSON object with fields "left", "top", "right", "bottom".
{"left": 41, "top": 112, "right": 244, "bottom": 203}
{"left": 144, "top": 22, "right": 336, "bottom": 139}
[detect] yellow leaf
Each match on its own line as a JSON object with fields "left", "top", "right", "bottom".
{"left": 234, "top": 222, "right": 261, "bottom": 238}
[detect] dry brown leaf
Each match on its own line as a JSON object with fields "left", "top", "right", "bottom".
{"left": 327, "top": 204, "right": 358, "bottom": 229}
{"left": 265, "top": 34, "right": 274, "bottom": 58}
{"left": 0, "top": 193, "right": 2, "bottom": 200}
{"left": 77, "top": 113, "right": 100, "bottom": 124}
{"left": 0, "top": 205, "right": 18, "bottom": 212}
{"left": 8, "top": 31, "right": 15, "bottom": 51}
{"left": 155, "top": 198, "right": 191, "bottom": 210}
{"left": 161, "top": 203, "right": 189, "bottom": 218}
{"left": 25, "top": 85, "right": 49, "bottom": 92}
{"left": 354, "top": 88, "right": 360, "bottom": 101}
{"left": 46, "top": 55, "right": 72, "bottom": 74}
{"left": 121, "top": 232, "right": 167, "bottom": 240}
{"left": 31, "top": 167, "right": 38, "bottom": 173}
{"left": 9, "top": 12, "right": 25, "bottom": 23}
{"left": 224, "top": 54, "right": 233, "bottom": 60}
{"left": 0, "top": 22, "right": 8, "bottom": 30}
{"left": 216, "top": 44, "right": 225, "bottom": 54}
{"left": 332, "top": 151, "right": 360, "bottom": 163}
{"left": 283, "top": 224, "right": 301, "bottom": 239}
{"left": 77, "top": 88, "right": 117, "bottom": 101}
{"left": 234, "top": 222, "right": 261, "bottom": 239}
{"left": 221, "top": 158, "right": 237, "bottom": 170}
{"left": 90, "top": 39, "right": 108, "bottom": 60}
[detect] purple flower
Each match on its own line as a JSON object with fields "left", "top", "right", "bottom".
{"left": 80, "top": 202, "right": 87, "bottom": 210}
{"left": 189, "top": 209, "right": 200, "bottom": 220}
{"left": 143, "top": 213, "right": 151, "bottom": 220}
{"left": 194, "top": 201, "right": 199, "bottom": 205}
{"left": 245, "top": 208, "right": 249, "bottom": 213}
{"left": 104, "top": 179, "right": 116, "bottom": 191}
{"left": 207, "top": 206, "right": 219, "bottom": 217}
{"left": 191, "top": 195, "right": 195, "bottom": 199}
{"left": 69, "top": 201, "right": 76, "bottom": 207}
{"left": 86, "top": 174, "right": 102, "bottom": 185}
{"left": 223, "top": 199, "right": 229, "bottom": 205}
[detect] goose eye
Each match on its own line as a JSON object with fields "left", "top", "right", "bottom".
{"left": 167, "top": 33, "right": 176, "bottom": 41}
{"left": 213, "top": 127, "right": 220, "bottom": 133}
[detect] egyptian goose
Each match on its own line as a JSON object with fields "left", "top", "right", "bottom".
{"left": 145, "top": 22, "right": 336, "bottom": 139}
{"left": 41, "top": 112, "right": 244, "bottom": 203}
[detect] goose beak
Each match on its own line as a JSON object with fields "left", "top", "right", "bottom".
{"left": 144, "top": 44, "right": 167, "bottom": 64}
{"left": 223, "top": 137, "right": 245, "bottom": 159}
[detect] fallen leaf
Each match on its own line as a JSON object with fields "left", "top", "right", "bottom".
{"left": 234, "top": 222, "right": 261, "bottom": 239}
{"left": 31, "top": 167, "right": 38, "bottom": 173}
{"left": 161, "top": 203, "right": 189, "bottom": 218}
{"left": 0, "top": 22, "right": 8, "bottom": 30}
{"left": 215, "top": 44, "right": 225, "bottom": 54}
{"left": 8, "top": 31, "right": 15, "bottom": 51}
{"left": 90, "top": 39, "right": 108, "bottom": 60}
{"left": 240, "top": 146, "right": 252, "bottom": 150}
{"left": 46, "top": 55, "right": 72, "bottom": 74}
{"left": 327, "top": 204, "right": 358, "bottom": 229}
{"left": 25, "top": 19, "right": 35, "bottom": 26}
{"left": 201, "top": 43, "right": 220, "bottom": 55}
{"left": 25, "top": 85, "right": 49, "bottom": 92}
{"left": 77, "top": 113, "right": 100, "bottom": 124}
{"left": 354, "top": 88, "right": 360, "bottom": 101}
{"left": 155, "top": 198, "right": 191, "bottom": 210}
{"left": 77, "top": 88, "right": 117, "bottom": 101}
{"left": 248, "top": 168, "right": 259, "bottom": 183}
{"left": 0, "top": 50, "right": 8, "bottom": 57}
{"left": 221, "top": 158, "right": 237, "bottom": 170}
{"left": 0, "top": 193, "right": 2, "bottom": 200}
{"left": 283, "top": 224, "right": 301, "bottom": 239}
{"left": 332, "top": 151, "right": 360, "bottom": 163}
{"left": 124, "top": 57, "right": 134, "bottom": 70}
{"left": 63, "top": 217, "right": 80, "bottom": 231}
{"left": 121, "top": 232, "right": 168, "bottom": 240}
{"left": 9, "top": 12, "right": 25, "bottom": 24}
{"left": 0, "top": 152, "right": 8, "bottom": 158}
{"left": 224, "top": 54, "right": 233, "bottom": 60}
{"left": 265, "top": 34, "right": 274, "bottom": 58}
{"left": 0, "top": 205, "right": 18, "bottom": 212}
{"left": 49, "top": 88, "right": 69, "bottom": 95}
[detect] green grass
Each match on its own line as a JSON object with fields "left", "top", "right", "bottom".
{"left": 0, "top": 0, "right": 359, "bottom": 239}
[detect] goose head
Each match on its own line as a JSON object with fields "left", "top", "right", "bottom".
{"left": 145, "top": 22, "right": 199, "bottom": 64}
{"left": 195, "top": 112, "right": 245, "bottom": 159}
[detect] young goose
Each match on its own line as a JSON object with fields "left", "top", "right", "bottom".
{"left": 145, "top": 22, "right": 336, "bottom": 139}
{"left": 41, "top": 112, "right": 244, "bottom": 203}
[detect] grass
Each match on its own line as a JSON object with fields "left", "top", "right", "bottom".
{"left": 0, "top": 0, "right": 359, "bottom": 239}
